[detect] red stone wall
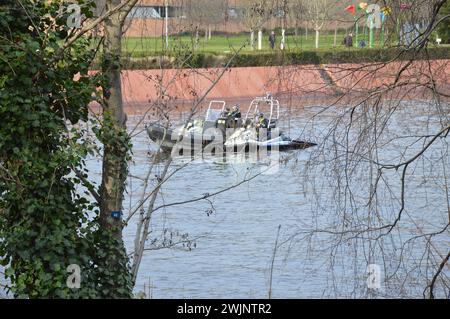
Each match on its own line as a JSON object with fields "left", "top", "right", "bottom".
{"left": 117, "top": 60, "right": 450, "bottom": 109}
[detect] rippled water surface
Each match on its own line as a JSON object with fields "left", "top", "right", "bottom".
{"left": 111, "top": 100, "right": 449, "bottom": 298}
{"left": 1, "top": 100, "right": 448, "bottom": 298}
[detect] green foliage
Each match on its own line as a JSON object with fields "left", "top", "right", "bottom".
{"left": 437, "top": 1, "right": 450, "bottom": 43}
{"left": 94, "top": 114, "right": 132, "bottom": 164}
{"left": 89, "top": 229, "right": 134, "bottom": 298}
{"left": 120, "top": 30, "right": 372, "bottom": 56}
{"left": 112, "top": 46, "right": 450, "bottom": 70}
{"left": 0, "top": 0, "right": 132, "bottom": 298}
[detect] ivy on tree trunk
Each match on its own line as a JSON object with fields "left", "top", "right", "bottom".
{"left": 0, "top": 0, "right": 133, "bottom": 298}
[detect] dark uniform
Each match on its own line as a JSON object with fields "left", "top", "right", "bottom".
{"left": 228, "top": 106, "right": 242, "bottom": 128}
{"left": 229, "top": 109, "right": 241, "bottom": 119}
{"left": 269, "top": 33, "right": 276, "bottom": 49}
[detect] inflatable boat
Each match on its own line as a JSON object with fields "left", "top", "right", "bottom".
{"left": 147, "top": 95, "right": 316, "bottom": 154}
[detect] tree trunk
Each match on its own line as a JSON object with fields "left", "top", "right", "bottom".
{"left": 195, "top": 29, "right": 199, "bottom": 48}
{"left": 101, "top": 1, "right": 128, "bottom": 239}
{"left": 334, "top": 25, "right": 337, "bottom": 47}
{"left": 258, "top": 29, "right": 262, "bottom": 50}
{"left": 208, "top": 25, "right": 212, "bottom": 40}
{"left": 305, "top": 23, "right": 308, "bottom": 40}
{"left": 315, "top": 29, "right": 319, "bottom": 49}
{"left": 97, "top": 0, "right": 135, "bottom": 298}
{"left": 250, "top": 30, "right": 255, "bottom": 50}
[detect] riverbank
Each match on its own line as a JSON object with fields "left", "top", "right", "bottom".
{"left": 119, "top": 59, "right": 450, "bottom": 115}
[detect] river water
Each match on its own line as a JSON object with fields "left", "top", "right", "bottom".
{"left": 115, "top": 99, "right": 449, "bottom": 299}
{"left": 1, "top": 99, "right": 448, "bottom": 299}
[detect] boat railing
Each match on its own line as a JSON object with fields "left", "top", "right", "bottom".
{"left": 244, "top": 94, "right": 280, "bottom": 128}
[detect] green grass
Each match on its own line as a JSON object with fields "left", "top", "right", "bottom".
{"left": 122, "top": 31, "right": 387, "bottom": 57}
{"left": 96, "top": 31, "right": 449, "bottom": 70}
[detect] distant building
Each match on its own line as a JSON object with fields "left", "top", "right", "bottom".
{"left": 122, "top": 0, "right": 244, "bottom": 37}
{"left": 128, "top": 0, "right": 182, "bottom": 20}
{"left": 122, "top": 0, "right": 183, "bottom": 37}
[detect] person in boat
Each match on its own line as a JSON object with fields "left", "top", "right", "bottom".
{"left": 217, "top": 107, "right": 231, "bottom": 129}
{"left": 256, "top": 112, "right": 269, "bottom": 128}
{"left": 219, "top": 107, "right": 230, "bottom": 119}
{"left": 255, "top": 112, "right": 269, "bottom": 139}
{"left": 229, "top": 104, "right": 241, "bottom": 119}
{"left": 228, "top": 104, "right": 242, "bottom": 128}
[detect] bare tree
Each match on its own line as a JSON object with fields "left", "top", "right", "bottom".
{"left": 288, "top": 0, "right": 306, "bottom": 38}
{"left": 202, "top": 0, "right": 227, "bottom": 41}
{"left": 284, "top": 0, "right": 450, "bottom": 298}
{"left": 94, "top": 1, "right": 270, "bottom": 295}
{"left": 241, "top": 0, "right": 274, "bottom": 50}
{"left": 182, "top": 0, "right": 225, "bottom": 47}
{"left": 124, "top": 44, "right": 270, "bottom": 285}
{"left": 303, "top": 0, "right": 334, "bottom": 49}
{"left": 99, "top": 0, "right": 138, "bottom": 238}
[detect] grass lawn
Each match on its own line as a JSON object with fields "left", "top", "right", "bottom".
{"left": 122, "top": 31, "right": 387, "bottom": 57}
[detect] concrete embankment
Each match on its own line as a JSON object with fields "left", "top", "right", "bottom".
{"left": 119, "top": 60, "right": 450, "bottom": 114}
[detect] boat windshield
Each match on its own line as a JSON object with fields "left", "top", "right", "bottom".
{"left": 205, "top": 109, "right": 222, "bottom": 122}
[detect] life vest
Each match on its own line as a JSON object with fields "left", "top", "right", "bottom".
{"left": 258, "top": 117, "right": 268, "bottom": 128}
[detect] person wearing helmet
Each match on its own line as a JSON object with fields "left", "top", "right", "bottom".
{"left": 256, "top": 112, "right": 268, "bottom": 128}
{"left": 230, "top": 104, "right": 241, "bottom": 119}
{"left": 221, "top": 106, "right": 231, "bottom": 118}
{"left": 227, "top": 104, "right": 242, "bottom": 129}
{"left": 216, "top": 106, "right": 230, "bottom": 130}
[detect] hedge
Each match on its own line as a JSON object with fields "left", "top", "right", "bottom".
{"left": 92, "top": 46, "right": 450, "bottom": 70}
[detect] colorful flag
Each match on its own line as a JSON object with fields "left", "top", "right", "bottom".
{"left": 345, "top": 5, "right": 356, "bottom": 15}
{"left": 381, "top": 6, "right": 392, "bottom": 15}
